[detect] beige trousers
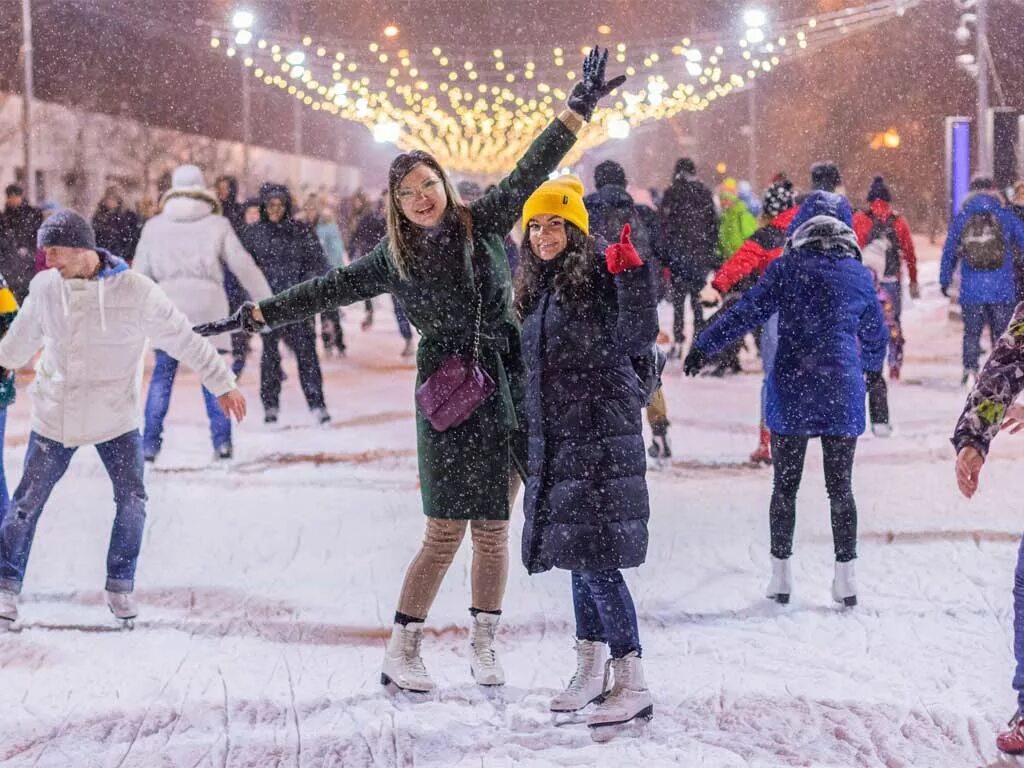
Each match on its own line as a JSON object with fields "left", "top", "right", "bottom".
{"left": 396, "top": 475, "right": 521, "bottom": 620}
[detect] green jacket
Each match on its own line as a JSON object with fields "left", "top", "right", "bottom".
{"left": 259, "top": 118, "right": 577, "bottom": 520}
{"left": 717, "top": 201, "right": 759, "bottom": 263}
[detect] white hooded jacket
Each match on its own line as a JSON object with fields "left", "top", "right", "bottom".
{"left": 0, "top": 251, "right": 235, "bottom": 447}
{"left": 133, "top": 184, "right": 272, "bottom": 348}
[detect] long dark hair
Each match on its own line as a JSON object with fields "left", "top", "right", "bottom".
{"left": 514, "top": 221, "right": 598, "bottom": 320}
{"left": 385, "top": 150, "right": 472, "bottom": 279}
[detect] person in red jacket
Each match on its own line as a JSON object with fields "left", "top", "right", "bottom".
{"left": 700, "top": 179, "right": 796, "bottom": 464}
{"left": 852, "top": 176, "right": 919, "bottom": 380}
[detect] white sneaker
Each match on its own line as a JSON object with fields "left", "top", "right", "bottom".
{"left": 766, "top": 556, "right": 792, "bottom": 604}
{"left": 105, "top": 590, "right": 138, "bottom": 621}
{"left": 0, "top": 588, "right": 17, "bottom": 627}
{"left": 550, "top": 639, "right": 609, "bottom": 712}
{"left": 832, "top": 561, "right": 857, "bottom": 607}
{"left": 469, "top": 612, "right": 505, "bottom": 686}
{"left": 587, "top": 652, "right": 654, "bottom": 727}
{"left": 381, "top": 621, "right": 434, "bottom": 692}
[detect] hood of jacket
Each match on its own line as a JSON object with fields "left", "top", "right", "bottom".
{"left": 961, "top": 189, "right": 1006, "bottom": 215}
{"left": 259, "top": 183, "right": 293, "bottom": 222}
{"left": 160, "top": 189, "right": 220, "bottom": 222}
{"left": 788, "top": 215, "right": 861, "bottom": 261}
{"left": 788, "top": 190, "right": 854, "bottom": 235}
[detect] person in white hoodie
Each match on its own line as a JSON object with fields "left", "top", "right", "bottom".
{"left": 134, "top": 165, "right": 271, "bottom": 461}
{"left": 0, "top": 209, "right": 246, "bottom": 628}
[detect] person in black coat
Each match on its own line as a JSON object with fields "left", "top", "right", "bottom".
{"left": 657, "top": 158, "right": 719, "bottom": 358}
{"left": 517, "top": 176, "right": 658, "bottom": 728}
{"left": 92, "top": 187, "right": 141, "bottom": 263}
{"left": 1, "top": 184, "right": 43, "bottom": 302}
{"left": 240, "top": 182, "right": 331, "bottom": 424}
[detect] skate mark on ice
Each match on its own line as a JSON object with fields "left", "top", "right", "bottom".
{"left": 862, "top": 530, "right": 1020, "bottom": 546}
{"left": 232, "top": 449, "right": 417, "bottom": 473}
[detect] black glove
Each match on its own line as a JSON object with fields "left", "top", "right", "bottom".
{"left": 683, "top": 348, "right": 709, "bottom": 377}
{"left": 193, "top": 301, "right": 265, "bottom": 337}
{"left": 566, "top": 46, "right": 627, "bottom": 121}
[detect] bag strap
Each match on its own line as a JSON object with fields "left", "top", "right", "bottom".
{"left": 460, "top": 211, "right": 484, "bottom": 362}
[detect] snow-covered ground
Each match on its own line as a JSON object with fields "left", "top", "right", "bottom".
{"left": 2, "top": 240, "right": 1022, "bottom": 767}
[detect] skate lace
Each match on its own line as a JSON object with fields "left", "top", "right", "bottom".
{"left": 472, "top": 622, "right": 498, "bottom": 669}
{"left": 403, "top": 630, "right": 428, "bottom": 677}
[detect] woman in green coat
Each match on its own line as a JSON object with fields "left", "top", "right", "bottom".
{"left": 200, "top": 47, "right": 625, "bottom": 694}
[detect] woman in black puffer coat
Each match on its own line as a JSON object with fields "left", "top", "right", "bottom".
{"left": 516, "top": 176, "right": 659, "bottom": 729}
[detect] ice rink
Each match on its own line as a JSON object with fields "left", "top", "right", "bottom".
{"left": 1, "top": 244, "right": 1021, "bottom": 767}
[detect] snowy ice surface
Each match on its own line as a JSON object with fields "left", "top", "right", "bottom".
{"left": 1, "top": 240, "right": 1020, "bottom": 767}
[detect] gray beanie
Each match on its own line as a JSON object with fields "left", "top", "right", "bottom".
{"left": 37, "top": 208, "right": 96, "bottom": 250}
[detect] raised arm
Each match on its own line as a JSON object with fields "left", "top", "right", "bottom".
{"left": 694, "top": 255, "right": 786, "bottom": 360}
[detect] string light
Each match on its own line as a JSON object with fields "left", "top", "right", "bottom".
{"left": 205, "top": 0, "right": 919, "bottom": 174}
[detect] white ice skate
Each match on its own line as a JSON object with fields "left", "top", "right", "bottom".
{"left": 381, "top": 621, "right": 434, "bottom": 693}
{"left": 766, "top": 556, "right": 793, "bottom": 604}
{"left": 550, "top": 639, "right": 609, "bottom": 713}
{"left": 871, "top": 423, "right": 893, "bottom": 438}
{"left": 587, "top": 652, "right": 654, "bottom": 739}
{"left": 105, "top": 590, "right": 138, "bottom": 628}
{"left": 311, "top": 406, "right": 331, "bottom": 426}
{"left": 469, "top": 612, "right": 505, "bottom": 686}
{"left": 831, "top": 561, "right": 857, "bottom": 607}
{"left": 0, "top": 588, "right": 17, "bottom": 630}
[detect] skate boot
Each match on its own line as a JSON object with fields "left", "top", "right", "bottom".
{"left": 380, "top": 621, "right": 434, "bottom": 693}
{"left": 750, "top": 425, "right": 772, "bottom": 464}
{"left": 469, "top": 612, "right": 505, "bottom": 686}
{"left": 264, "top": 406, "right": 279, "bottom": 424}
{"left": 831, "top": 561, "right": 857, "bottom": 607}
{"left": 106, "top": 590, "right": 138, "bottom": 628}
{"left": 647, "top": 435, "right": 672, "bottom": 461}
{"left": 550, "top": 639, "right": 609, "bottom": 712}
{"left": 587, "top": 652, "right": 653, "bottom": 735}
{"left": 400, "top": 338, "right": 415, "bottom": 358}
{"left": 871, "top": 423, "right": 893, "bottom": 438}
{"left": 214, "top": 444, "right": 233, "bottom": 461}
{"left": 997, "top": 711, "right": 1024, "bottom": 754}
{"left": 766, "top": 556, "right": 792, "bottom": 604}
{"left": 311, "top": 406, "right": 331, "bottom": 426}
{"left": 0, "top": 588, "right": 17, "bottom": 629}
{"left": 961, "top": 368, "right": 978, "bottom": 388}
{"left": 667, "top": 342, "right": 682, "bottom": 361}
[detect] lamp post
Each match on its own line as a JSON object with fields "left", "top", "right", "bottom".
{"left": 742, "top": 8, "right": 766, "bottom": 189}
{"left": 20, "top": 0, "right": 35, "bottom": 203}
{"left": 232, "top": 10, "right": 254, "bottom": 192}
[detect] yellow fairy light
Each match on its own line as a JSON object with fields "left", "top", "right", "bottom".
{"left": 369, "top": 42, "right": 379, "bottom": 52}
{"left": 302, "top": 36, "right": 312, "bottom": 46}
{"left": 210, "top": 37, "right": 220, "bottom": 48}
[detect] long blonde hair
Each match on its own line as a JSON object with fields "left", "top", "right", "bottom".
{"left": 385, "top": 150, "right": 472, "bottom": 279}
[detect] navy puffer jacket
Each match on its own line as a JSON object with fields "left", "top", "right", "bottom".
{"left": 520, "top": 250, "right": 659, "bottom": 574}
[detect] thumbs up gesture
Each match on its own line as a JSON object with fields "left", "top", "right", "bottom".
{"left": 605, "top": 223, "right": 644, "bottom": 274}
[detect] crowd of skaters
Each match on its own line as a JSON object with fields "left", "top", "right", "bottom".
{"left": 4, "top": 42, "right": 1024, "bottom": 749}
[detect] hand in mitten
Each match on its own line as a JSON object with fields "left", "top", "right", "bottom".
{"left": 605, "top": 224, "right": 643, "bottom": 274}
{"left": 567, "top": 46, "right": 627, "bottom": 121}
{"left": 683, "top": 347, "right": 709, "bottom": 377}
{"left": 193, "top": 301, "right": 265, "bottom": 337}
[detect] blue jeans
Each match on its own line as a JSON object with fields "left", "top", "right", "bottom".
{"left": 759, "top": 313, "right": 779, "bottom": 421}
{"left": 572, "top": 569, "right": 641, "bottom": 659}
{"left": 1013, "top": 536, "right": 1024, "bottom": 708}
{"left": 962, "top": 303, "right": 1014, "bottom": 371}
{"left": 0, "top": 407, "right": 9, "bottom": 526}
{"left": 143, "top": 350, "right": 231, "bottom": 457}
{"left": 0, "top": 430, "right": 147, "bottom": 594}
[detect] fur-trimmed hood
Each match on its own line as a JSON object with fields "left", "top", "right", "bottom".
{"left": 159, "top": 187, "right": 221, "bottom": 219}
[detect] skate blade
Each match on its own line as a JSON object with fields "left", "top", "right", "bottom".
{"left": 768, "top": 593, "right": 790, "bottom": 605}
{"left": 379, "top": 673, "right": 432, "bottom": 695}
{"left": 551, "top": 711, "right": 589, "bottom": 727}
{"left": 470, "top": 667, "right": 505, "bottom": 688}
{"left": 588, "top": 705, "right": 654, "bottom": 741}
{"left": 0, "top": 617, "right": 14, "bottom": 632}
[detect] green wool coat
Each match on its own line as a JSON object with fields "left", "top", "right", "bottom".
{"left": 259, "top": 118, "right": 578, "bottom": 520}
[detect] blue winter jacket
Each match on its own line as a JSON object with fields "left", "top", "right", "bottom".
{"left": 940, "top": 191, "right": 1024, "bottom": 305}
{"left": 520, "top": 253, "right": 658, "bottom": 574}
{"left": 697, "top": 192, "right": 888, "bottom": 438}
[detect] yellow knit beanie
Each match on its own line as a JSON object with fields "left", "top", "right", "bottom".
{"left": 522, "top": 175, "right": 589, "bottom": 235}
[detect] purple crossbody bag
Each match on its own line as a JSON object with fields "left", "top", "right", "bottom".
{"left": 415, "top": 278, "right": 496, "bottom": 432}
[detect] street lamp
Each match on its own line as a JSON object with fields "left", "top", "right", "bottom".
{"left": 232, "top": 9, "right": 255, "bottom": 189}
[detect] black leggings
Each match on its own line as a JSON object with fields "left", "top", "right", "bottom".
{"left": 769, "top": 434, "right": 858, "bottom": 562}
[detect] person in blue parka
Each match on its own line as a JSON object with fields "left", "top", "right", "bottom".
{"left": 516, "top": 175, "right": 659, "bottom": 730}
{"left": 939, "top": 177, "right": 1024, "bottom": 384}
{"left": 685, "top": 191, "right": 887, "bottom": 608}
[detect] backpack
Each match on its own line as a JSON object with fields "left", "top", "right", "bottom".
{"left": 861, "top": 213, "right": 900, "bottom": 279}
{"left": 632, "top": 343, "right": 667, "bottom": 407}
{"left": 958, "top": 212, "right": 1005, "bottom": 271}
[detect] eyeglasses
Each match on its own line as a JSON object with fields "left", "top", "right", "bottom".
{"left": 396, "top": 178, "right": 442, "bottom": 202}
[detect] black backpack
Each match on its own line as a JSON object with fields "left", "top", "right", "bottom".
{"left": 958, "top": 212, "right": 1005, "bottom": 271}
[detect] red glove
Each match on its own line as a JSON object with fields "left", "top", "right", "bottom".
{"left": 605, "top": 223, "right": 644, "bottom": 274}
